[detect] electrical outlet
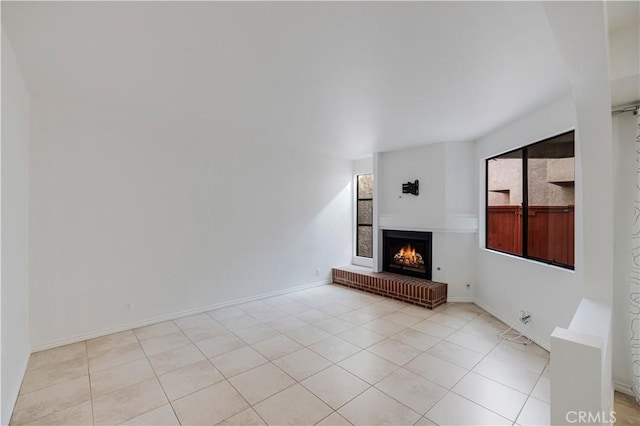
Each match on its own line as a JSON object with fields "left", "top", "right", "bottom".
{"left": 126, "top": 301, "right": 133, "bottom": 312}
{"left": 315, "top": 268, "right": 320, "bottom": 276}
{"left": 519, "top": 310, "right": 532, "bottom": 325}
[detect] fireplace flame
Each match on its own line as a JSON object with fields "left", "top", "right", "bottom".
{"left": 393, "top": 244, "right": 424, "bottom": 268}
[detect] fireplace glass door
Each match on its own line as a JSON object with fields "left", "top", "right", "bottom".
{"left": 383, "top": 230, "right": 432, "bottom": 280}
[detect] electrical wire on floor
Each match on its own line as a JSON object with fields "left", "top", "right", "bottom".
{"left": 497, "top": 326, "right": 532, "bottom": 345}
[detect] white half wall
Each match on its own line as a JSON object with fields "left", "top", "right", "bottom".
{"left": 1, "top": 29, "right": 31, "bottom": 424}
{"left": 612, "top": 111, "right": 638, "bottom": 393}
{"left": 475, "top": 95, "right": 582, "bottom": 347}
{"left": 28, "top": 97, "right": 353, "bottom": 349}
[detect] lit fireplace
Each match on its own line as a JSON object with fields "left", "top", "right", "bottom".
{"left": 383, "top": 230, "right": 432, "bottom": 279}
{"left": 393, "top": 244, "right": 425, "bottom": 269}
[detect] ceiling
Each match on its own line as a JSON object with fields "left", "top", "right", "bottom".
{"left": 2, "top": 1, "right": 571, "bottom": 158}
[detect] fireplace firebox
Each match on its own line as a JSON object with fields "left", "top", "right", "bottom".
{"left": 383, "top": 230, "right": 432, "bottom": 280}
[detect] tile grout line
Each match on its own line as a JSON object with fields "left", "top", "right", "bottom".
{"left": 10, "top": 344, "right": 93, "bottom": 426}
{"left": 201, "top": 348, "right": 269, "bottom": 424}
{"left": 146, "top": 299, "right": 473, "bottom": 424}
{"left": 13, "top": 287, "right": 549, "bottom": 426}
{"left": 314, "top": 411, "right": 355, "bottom": 426}
{"left": 7, "top": 289, "right": 405, "bottom": 424}
{"left": 512, "top": 358, "right": 552, "bottom": 424}
{"left": 135, "top": 304, "right": 309, "bottom": 424}
{"left": 204, "top": 297, "right": 473, "bottom": 425}
{"left": 15, "top": 302, "right": 410, "bottom": 412}
{"left": 176, "top": 315, "right": 273, "bottom": 426}
{"left": 256, "top": 299, "right": 466, "bottom": 424}
{"left": 416, "top": 314, "right": 508, "bottom": 425}
{"left": 335, "top": 302, "right": 502, "bottom": 424}
{"left": 130, "top": 323, "right": 182, "bottom": 426}
{"left": 403, "top": 318, "right": 487, "bottom": 425}
{"left": 247, "top": 316, "right": 375, "bottom": 424}
{"left": 145, "top": 301, "right": 422, "bottom": 423}
{"left": 438, "top": 322, "right": 549, "bottom": 425}
{"left": 205, "top": 291, "right": 396, "bottom": 425}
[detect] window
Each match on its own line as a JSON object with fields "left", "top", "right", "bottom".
{"left": 356, "top": 174, "right": 373, "bottom": 258}
{"left": 486, "top": 130, "right": 575, "bottom": 269}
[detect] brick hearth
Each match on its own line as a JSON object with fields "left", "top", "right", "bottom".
{"left": 332, "top": 266, "right": 447, "bottom": 309}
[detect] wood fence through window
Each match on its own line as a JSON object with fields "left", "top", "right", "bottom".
{"left": 487, "top": 205, "right": 574, "bottom": 267}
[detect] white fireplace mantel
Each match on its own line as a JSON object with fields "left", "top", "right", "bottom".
{"left": 377, "top": 213, "right": 478, "bottom": 234}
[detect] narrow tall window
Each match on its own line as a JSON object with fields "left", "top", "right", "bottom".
{"left": 357, "top": 174, "right": 373, "bottom": 258}
{"left": 486, "top": 131, "right": 575, "bottom": 269}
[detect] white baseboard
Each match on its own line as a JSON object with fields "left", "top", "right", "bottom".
{"left": 31, "top": 280, "right": 330, "bottom": 352}
{"left": 447, "top": 297, "right": 475, "bottom": 303}
{"left": 473, "top": 298, "right": 551, "bottom": 352}
{"left": 614, "top": 381, "right": 635, "bottom": 397}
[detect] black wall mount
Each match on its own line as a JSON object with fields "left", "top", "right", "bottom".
{"left": 402, "top": 180, "right": 419, "bottom": 196}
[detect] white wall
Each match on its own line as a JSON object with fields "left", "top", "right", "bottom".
{"left": 543, "top": 3, "right": 615, "bottom": 417}
{"left": 475, "top": 96, "right": 582, "bottom": 347}
{"left": 609, "top": 21, "right": 640, "bottom": 107}
{"left": 1, "top": 29, "right": 31, "bottom": 424}
{"left": 609, "top": 23, "right": 640, "bottom": 84}
{"left": 612, "top": 112, "right": 637, "bottom": 393}
{"left": 443, "top": 141, "right": 477, "bottom": 301}
{"left": 445, "top": 141, "right": 477, "bottom": 216}
{"left": 544, "top": 2, "right": 613, "bottom": 306}
{"left": 376, "top": 142, "right": 477, "bottom": 301}
{"left": 353, "top": 157, "right": 373, "bottom": 177}
{"left": 378, "top": 144, "right": 447, "bottom": 230}
{"left": 28, "top": 97, "right": 353, "bottom": 349}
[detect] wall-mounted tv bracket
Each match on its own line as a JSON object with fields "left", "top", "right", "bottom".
{"left": 402, "top": 180, "right": 419, "bottom": 196}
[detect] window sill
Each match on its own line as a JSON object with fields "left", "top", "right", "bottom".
{"left": 352, "top": 256, "right": 373, "bottom": 268}
{"left": 481, "top": 247, "right": 576, "bottom": 273}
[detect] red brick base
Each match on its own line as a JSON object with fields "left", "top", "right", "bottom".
{"left": 332, "top": 267, "right": 447, "bottom": 309}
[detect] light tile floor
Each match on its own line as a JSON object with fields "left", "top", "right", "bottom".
{"left": 615, "top": 391, "right": 640, "bottom": 425}
{"left": 11, "top": 284, "right": 556, "bottom": 425}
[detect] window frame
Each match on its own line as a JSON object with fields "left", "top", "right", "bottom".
{"left": 485, "top": 129, "right": 575, "bottom": 270}
{"left": 355, "top": 173, "right": 374, "bottom": 260}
